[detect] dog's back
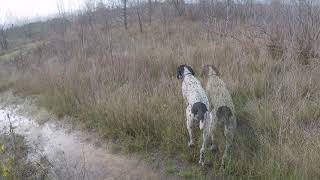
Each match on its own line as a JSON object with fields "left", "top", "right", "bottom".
{"left": 203, "top": 65, "right": 236, "bottom": 128}
{"left": 206, "top": 77, "right": 234, "bottom": 112}
{"left": 182, "top": 75, "right": 210, "bottom": 109}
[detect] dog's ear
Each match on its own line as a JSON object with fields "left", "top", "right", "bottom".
{"left": 186, "top": 65, "right": 195, "bottom": 76}
{"left": 201, "top": 65, "right": 209, "bottom": 77}
{"left": 210, "top": 65, "right": 220, "bottom": 76}
{"left": 177, "top": 65, "right": 185, "bottom": 79}
{"left": 203, "top": 64, "right": 220, "bottom": 76}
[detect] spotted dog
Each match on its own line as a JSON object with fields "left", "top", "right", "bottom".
{"left": 177, "top": 64, "right": 212, "bottom": 166}
{"left": 202, "top": 65, "right": 237, "bottom": 168}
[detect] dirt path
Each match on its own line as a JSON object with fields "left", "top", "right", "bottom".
{"left": 0, "top": 94, "right": 164, "bottom": 180}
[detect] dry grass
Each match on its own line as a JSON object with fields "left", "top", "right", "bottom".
{"left": 2, "top": 1, "right": 320, "bottom": 178}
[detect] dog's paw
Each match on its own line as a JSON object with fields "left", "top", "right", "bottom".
{"left": 198, "top": 160, "right": 205, "bottom": 166}
{"left": 188, "top": 141, "right": 195, "bottom": 148}
{"left": 219, "top": 165, "right": 226, "bottom": 173}
{"left": 210, "top": 144, "right": 219, "bottom": 153}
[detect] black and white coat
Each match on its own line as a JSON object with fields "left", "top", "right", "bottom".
{"left": 177, "top": 65, "right": 213, "bottom": 166}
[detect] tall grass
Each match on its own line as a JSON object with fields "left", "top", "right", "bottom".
{"left": 3, "top": 1, "right": 320, "bottom": 178}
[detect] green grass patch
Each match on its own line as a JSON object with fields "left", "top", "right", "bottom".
{"left": 0, "top": 81, "right": 14, "bottom": 93}
{"left": 0, "top": 134, "right": 50, "bottom": 180}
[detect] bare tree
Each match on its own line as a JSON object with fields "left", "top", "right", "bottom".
{"left": 0, "top": 24, "right": 8, "bottom": 51}
{"left": 148, "top": 0, "right": 153, "bottom": 25}
{"left": 135, "top": 1, "right": 143, "bottom": 33}
{"left": 84, "top": 0, "right": 96, "bottom": 29}
{"left": 171, "top": 0, "right": 186, "bottom": 16}
{"left": 56, "top": 0, "right": 68, "bottom": 36}
{"left": 22, "top": 19, "right": 33, "bottom": 39}
{"left": 225, "top": 0, "right": 232, "bottom": 31}
{"left": 123, "top": 0, "right": 128, "bottom": 30}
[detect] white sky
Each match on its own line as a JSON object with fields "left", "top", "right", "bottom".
{"left": 0, "top": 0, "right": 86, "bottom": 24}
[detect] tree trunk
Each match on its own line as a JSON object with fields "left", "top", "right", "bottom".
{"left": 137, "top": 8, "right": 143, "bottom": 33}
{"left": 123, "top": 0, "right": 128, "bottom": 30}
{"left": 148, "top": 0, "right": 152, "bottom": 25}
{"left": 0, "top": 28, "right": 8, "bottom": 51}
{"left": 172, "top": 0, "right": 185, "bottom": 16}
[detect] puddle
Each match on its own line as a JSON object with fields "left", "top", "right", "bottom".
{"left": 0, "top": 102, "right": 160, "bottom": 180}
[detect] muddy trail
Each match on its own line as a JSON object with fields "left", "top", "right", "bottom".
{"left": 0, "top": 93, "right": 164, "bottom": 180}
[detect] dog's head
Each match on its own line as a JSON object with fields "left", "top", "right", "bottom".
{"left": 177, "top": 64, "right": 195, "bottom": 80}
{"left": 201, "top": 64, "right": 220, "bottom": 77}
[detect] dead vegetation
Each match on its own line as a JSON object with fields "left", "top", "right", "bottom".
{"left": 1, "top": 0, "right": 320, "bottom": 178}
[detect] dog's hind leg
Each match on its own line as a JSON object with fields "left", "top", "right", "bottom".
{"left": 221, "top": 126, "right": 234, "bottom": 169}
{"left": 199, "top": 123, "right": 210, "bottom": 166}
{"left": 209, "top": 117, "right": 218, "bottom": 153}
{"left": 186, "top": 105, "right": 194, "bottom": 147}
{"left": 216, "top": 106, "right": 235, "bottom": 169}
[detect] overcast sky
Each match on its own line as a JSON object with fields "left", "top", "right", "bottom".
{"left": 0, "top": 0, "right": 86, "bottom": 24}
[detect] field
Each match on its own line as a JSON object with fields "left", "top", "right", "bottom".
{"left": 1, "top": 1, "right": 320, "bottom": 179}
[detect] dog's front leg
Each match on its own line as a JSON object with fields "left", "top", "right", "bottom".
{"left": 186, "top": 105, "right": 194, "bottom": 147}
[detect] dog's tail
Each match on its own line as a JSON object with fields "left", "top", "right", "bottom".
{"left": 200, "top": 111, "right": 212, "bottom": 130}
{"left": 191, "top": 102, "right": 208, "bottom": 130}
{"left": 216, "top": 106, "right": 233, "bottom": 127}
